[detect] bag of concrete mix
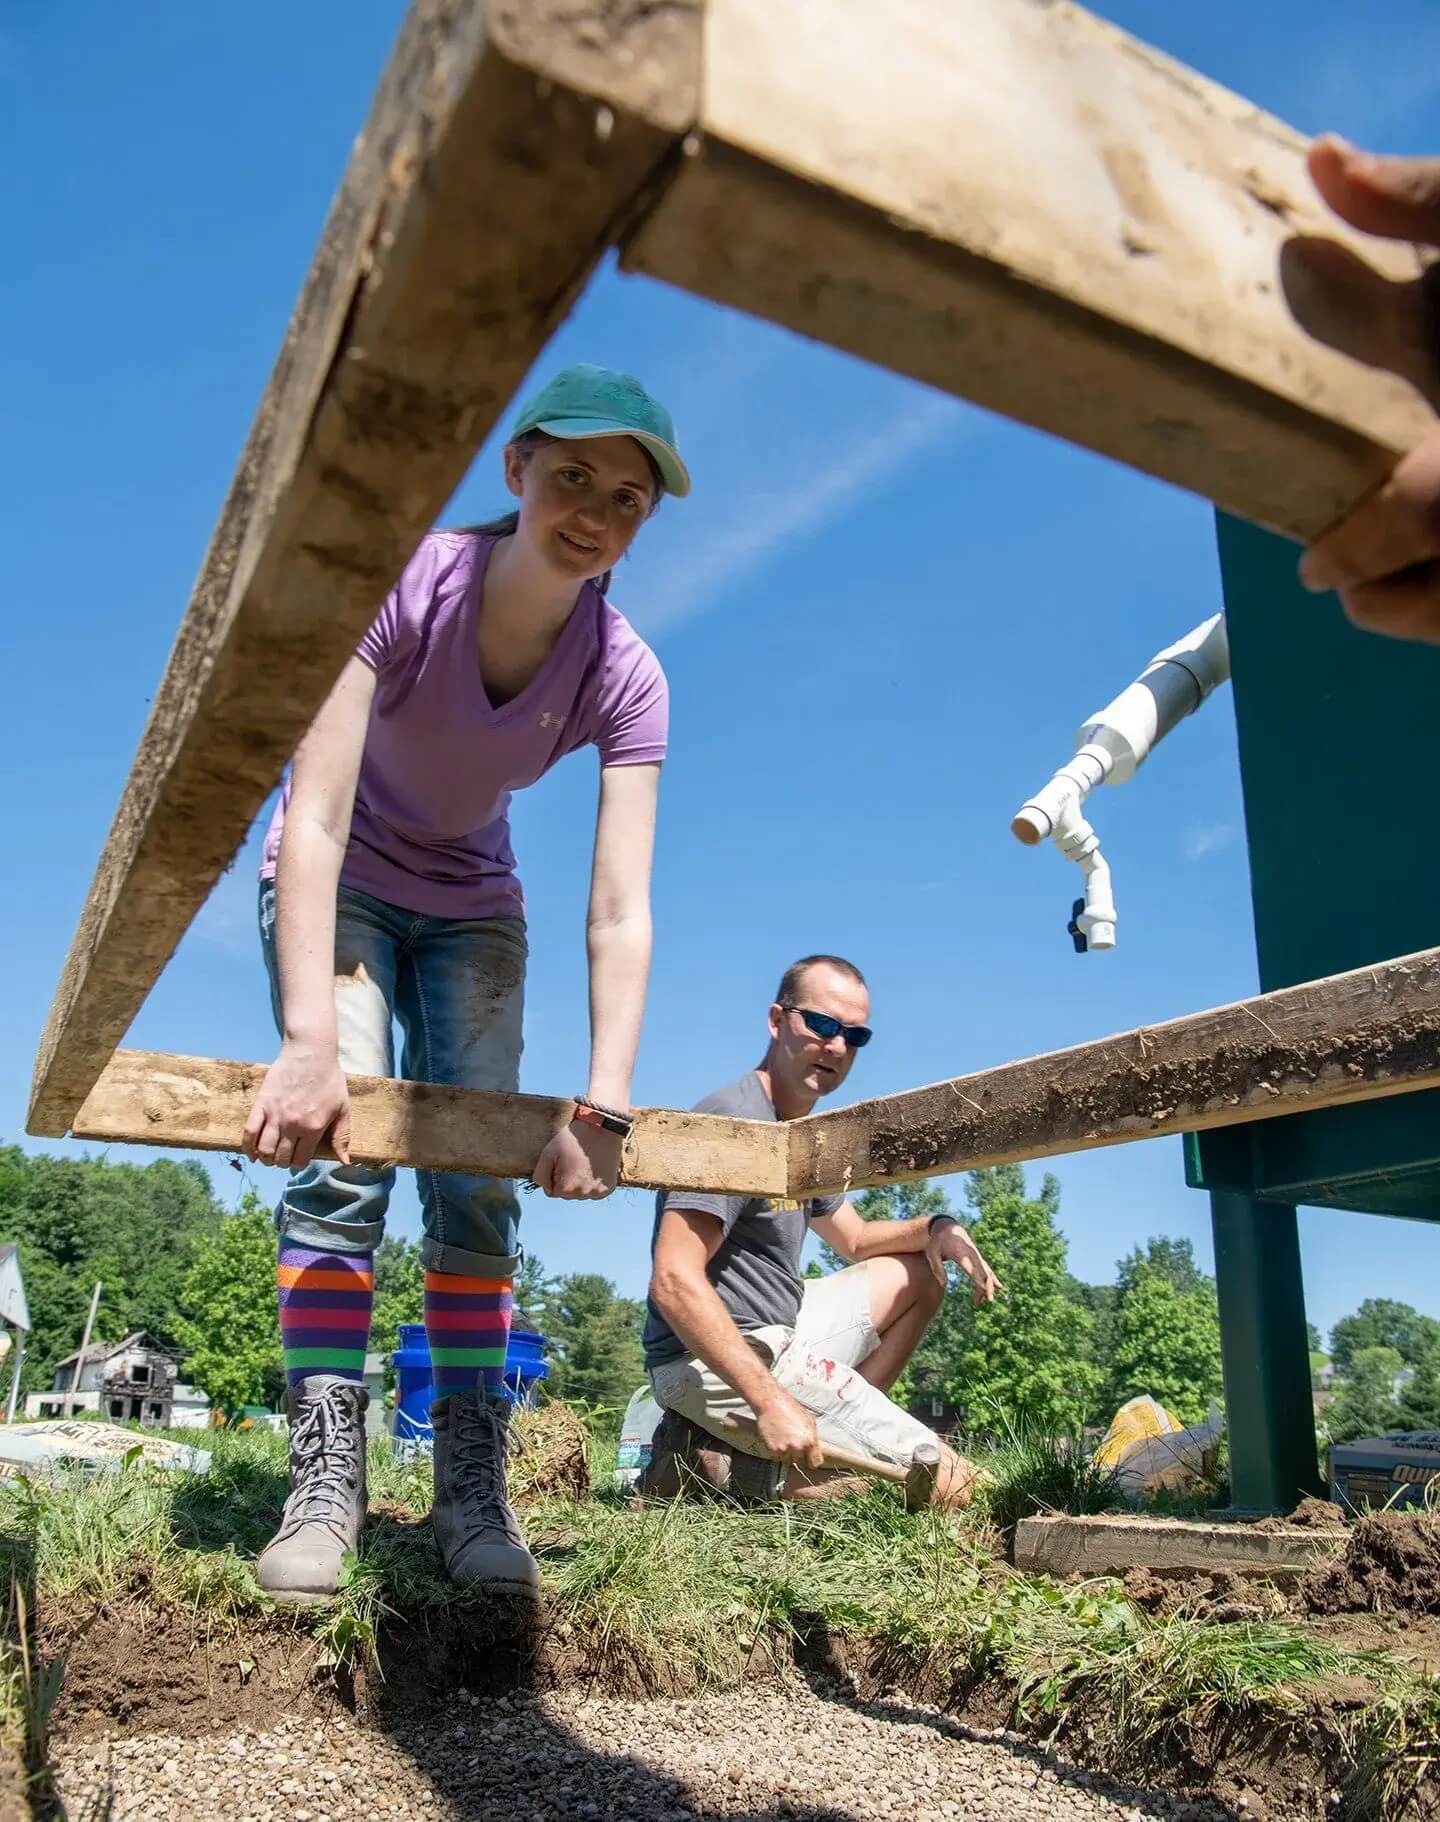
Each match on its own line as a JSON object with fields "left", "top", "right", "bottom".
{"left": 1095, "top": 1395, "right": 1223, "bottom": 1498}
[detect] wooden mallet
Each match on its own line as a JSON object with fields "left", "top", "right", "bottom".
{"left": 722, "top": 1412, "right": 940, "bottom": 1509}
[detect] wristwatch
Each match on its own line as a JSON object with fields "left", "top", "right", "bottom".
{"left": 927, "top": 1214, "right": 960, "bottom": 1235}
{"left": 572, "top": 1095, "right": 635, "bottom": 1140}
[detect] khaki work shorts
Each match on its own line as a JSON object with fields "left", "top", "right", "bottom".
{"left": 647, "top": 1262, "right": 940, "bottom": 1469}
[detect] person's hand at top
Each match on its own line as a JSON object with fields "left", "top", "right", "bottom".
{"left": 1300, "top": 138, "right": 1440, "bottom": 642}
{"left": 925, "top": 1220, "right": 1003, "bottom": 1307}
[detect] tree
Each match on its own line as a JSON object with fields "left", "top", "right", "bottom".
{"left": 512, "top": 1254, "right": 554, "bottom": 1328}
{"left": 1116, "top": 1235, "right": 1207, "bottom": 1299}
{"left": 1307, "top": 1321, "right": 1323, "bottom": 1354}
{"left": 1326, "top": 1345, "right": 1403, "bottom": 1444}
{"left": 1330, "top": 1300, "right": 1440, "bottom": 1370}
{"left": 543, "top": 1273, "right": 645, "bottom": 1418}
{"left": 173, "top": 1193, "right": 284, "bottom": 1413}
{"left": 1397, "top": 1348, "right": 1440, "bottom": 1431}
{"left": 923, "top": 1166, "right": 1097, "bottom": 1436}
{"left": 0, "top": 1145, "right": 224, "bottom": 1392}
{"left": 370, "top": 1237, "right": 424, "bottom": 1386}
{"left": 1104, "top": 1264, "right": 1224, "bottom": 1426}
{"left": 1065, "top": 1276, "right": 1118, "bottom": 1395}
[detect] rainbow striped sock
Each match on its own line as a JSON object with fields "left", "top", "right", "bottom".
{"left": 424, "top": 1270, "right": 513, "bottom": 1401}
{"left": 276, "top": 1243, "right": 374, "bottom": 1388}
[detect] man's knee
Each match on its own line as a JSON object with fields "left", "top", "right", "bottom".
{"left": 907, "top": 1253, "right": 945, "bottom": 1318}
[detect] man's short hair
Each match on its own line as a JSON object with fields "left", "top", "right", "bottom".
{"left": 775, "top": 954, "right": 867, "bottom": 1007}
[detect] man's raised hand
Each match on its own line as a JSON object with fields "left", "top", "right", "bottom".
{"left": 926, "top": 1222, "right": 1003, "bottom": 1306}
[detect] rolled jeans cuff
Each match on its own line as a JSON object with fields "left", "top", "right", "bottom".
{"left": 276, "top": 1206, "right": 386, "bottom": 1257}
{"left": 421, "top": 1235, "right": 522, "bottom": 1280}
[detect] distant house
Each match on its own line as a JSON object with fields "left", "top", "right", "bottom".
{"left": 25, "top": 1332, "right": 186, "bottom": 1426}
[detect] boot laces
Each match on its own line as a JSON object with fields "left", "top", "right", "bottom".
{"left": 450, "top": 1398, "right": 523, "bottom": 1533}
{"left": 284, "top": 1384, "right": 361, "bottom": 1533}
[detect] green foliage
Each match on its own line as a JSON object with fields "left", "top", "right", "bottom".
{"left": 1115, "top": 1234, "right": 1208, "bottom": 1299}
{"left": 543, "top": 1273, "right": 645, "bottom": 1420}
{"left": 978, "top": 1409, "right": 1124, "bottom": 1533}
{"left": 928, "top": 1167, "right": 1097, "bottom": 1436}
{"left": 172, "top": 1193, "right": 283, "bottom": 1413}
{"left": 1396, "top": 1348, "right": 1440, "bottom": 1430}
{"left": 1330, "top": 1299, "right": 1440, "bottom": 1370}
{"left": 0, "top": 1144, "right": 224, "bottom": 1392}
{"left": 1326, "top": 1345, "right": 1404, "bottom": 1444}
{"left": 513, "top": 1254, "right": 554, "bottom": 1327}
{"left": 1104, "top": 1263, "right": 1224, "bottom": 1426}
{"left": 370, "top": 1236, "right": 424, "bottom": 1388}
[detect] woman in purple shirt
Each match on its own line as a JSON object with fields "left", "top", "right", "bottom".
{"left": 240, "top": 365, "right": 688, "bottom": 1602}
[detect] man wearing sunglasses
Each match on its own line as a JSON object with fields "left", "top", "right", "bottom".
{"left": 643, "top": 954, "right": 1001, "bottom": 1507}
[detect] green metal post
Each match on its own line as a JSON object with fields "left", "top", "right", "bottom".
{"left": 1210, "top": 1191, "right": 1323, "bottom": 1512}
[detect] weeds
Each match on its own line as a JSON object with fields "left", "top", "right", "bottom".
{"left": 973, "top": 1410, "right": 1126, "bottom": 1533}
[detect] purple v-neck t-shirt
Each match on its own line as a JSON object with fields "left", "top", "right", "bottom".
{"left": 261, "top": 531, "right": 668, "bottom": 920}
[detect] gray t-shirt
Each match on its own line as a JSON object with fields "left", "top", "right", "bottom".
{"left": 642, "top": 1070, "right": 844, "bottom": 1370}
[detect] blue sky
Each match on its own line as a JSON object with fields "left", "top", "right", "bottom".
{"left": 4, "top": 1, "right": 1440, "bottom": 1347}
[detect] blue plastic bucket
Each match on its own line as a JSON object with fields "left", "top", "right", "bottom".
{"left": 390, "top": 1323, "right": 550, "bottom": 1452}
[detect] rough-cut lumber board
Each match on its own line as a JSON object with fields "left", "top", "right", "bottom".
{"left": 27, "top": 0, "right": 702, "bottom": 1138}
{"left": 790, "top": 947, "right": 1440, "bottom": 1195}
{"left": 74, "top": 1050, "right": 786, "bottom": 1198}
{"left": 625, "top": 0, "right": 1435, "bottom": 542}
{"left": 1014, "top": 1515, "right": 1345, "bottom": 1580}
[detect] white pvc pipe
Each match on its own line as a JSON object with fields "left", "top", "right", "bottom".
{"left": 1009, "top": 614, "right": 1231, "bottom": 951}
{"left": 1052, "top": 798, "right": 1116, "bottom": 950}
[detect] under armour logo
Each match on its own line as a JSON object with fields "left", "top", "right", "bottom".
{"left": 539, "top": 711, "right": 566, "bottom": 730}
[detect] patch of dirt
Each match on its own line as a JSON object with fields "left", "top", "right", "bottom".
{"left": 1118, "top": 1566, "right": 1287, "bottom": 1624}
{"left": 1285, "top": 1496, "right": 1347, "bottom": 1530}
{"left": 32, "top": 1585, "right": 1440, "bottom": 1822}
{"left": 43, "top": 1601, "right": 336, "bottom": 1742}
{"left": 511, "top": 1399, "right": 591, "bottom": 1505}
{"left": 1308, "top": 1608, "right": 1440, "bottom": 1673}
{"left": 1303, "top": 1508, "right": 1440, "bottom": 1615}
{"left": 1251, "top": 1498, "right": 1347, "bottom": 1536}
{"left": 0, "top": 1744, "right": 28, "bottom": 1822}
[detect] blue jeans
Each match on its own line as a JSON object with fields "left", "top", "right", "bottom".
{"left": 259, "top": 881, "right": 527, "bottom": 1276}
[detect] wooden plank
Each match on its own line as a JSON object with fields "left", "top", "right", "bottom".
{"left": 1013, "top": 1515, "right": 1344, "bottom": 1581}
{"left": 624, "top": 0, "right": 1435, "bottom": 542}
{"left": 789, "top": 946, "right": 1440, "bottom": 1195}
{"left": 73, "top": 1050, "right": 787, "bottom": 1198}
{"left": 27, "top": 0, "right": 702, "bottom": 1138}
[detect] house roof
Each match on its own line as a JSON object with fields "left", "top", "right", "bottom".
{"left": 53, "top": 1331, "right": 166, "bottom": 1370}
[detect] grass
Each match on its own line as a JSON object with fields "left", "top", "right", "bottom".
{"left": 972, "top": 1412, "right": 1127, "bottom": 1534}
{"left": 0, "top": 1406, "right": 1435, "bottom": 1819}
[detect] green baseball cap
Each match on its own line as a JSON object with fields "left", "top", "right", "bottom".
{"left": 510, "top": 363, "right": 691, "bottom": 498}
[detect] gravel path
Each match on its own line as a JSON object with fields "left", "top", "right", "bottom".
{"left": 54, "top": 1683, "right": 1236, "bottom": 1822}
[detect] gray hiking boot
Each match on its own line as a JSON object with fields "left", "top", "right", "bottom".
{"left": 430, "top": 1391, "right": 540, "bottom": 1596}
{"left": 257, "top": 1376, "right": 368, "bottom": 1604}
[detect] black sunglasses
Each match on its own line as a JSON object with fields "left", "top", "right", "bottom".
{"left": 782, "top": 1004, "right": 873, "bottom": 1049}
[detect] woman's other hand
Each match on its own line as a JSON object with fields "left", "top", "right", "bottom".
{"left": 242, "top": 1042, "right": 351, "bottom": 1171}
{"left": 531, "top": 1118, "right": 622, "bottom": 1198}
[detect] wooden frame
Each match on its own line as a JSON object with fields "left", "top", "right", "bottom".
{"left": 29, "top": 0, "right": 1440, "bottom": 1193}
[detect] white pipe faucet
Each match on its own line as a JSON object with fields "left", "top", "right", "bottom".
{"left": 1011, "top": 614, "right": 1231, "bottom": 952}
